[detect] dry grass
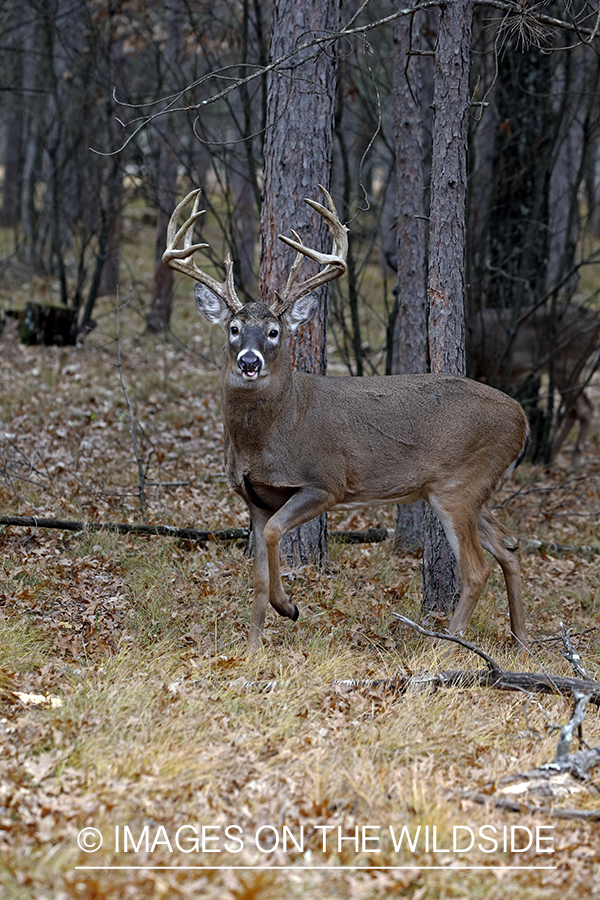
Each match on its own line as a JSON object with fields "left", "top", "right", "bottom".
{"left": 1, "top": 225, "right": 600, "bottom": 899}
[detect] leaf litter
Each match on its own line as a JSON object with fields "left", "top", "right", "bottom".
{"left": 0, "top": 307, "right": 600, "bottom": 898}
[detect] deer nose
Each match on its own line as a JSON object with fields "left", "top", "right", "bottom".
{"left": 238, "top": 349, "right": 263, "bottom": 379}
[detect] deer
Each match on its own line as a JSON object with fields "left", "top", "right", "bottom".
{"left": 163, "top": 187, "right": 530, "bottom": 650}
{"left": 472, "top": 304, "right": 600, "bottom": 467}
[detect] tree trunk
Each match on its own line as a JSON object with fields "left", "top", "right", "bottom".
{"left": 392, "top": 12, "right": 429, "bottom": 554}
{"left": 259, "top": 0, "right": 339, "bottom": 567}
{"left": 147, "top": 0, "right": 183, "bottom": 333}
{"left": 98, "top": 174, "right": 123, "bottom": 297}
{"left": 422, "top": 0, "right": 473, "bottom": 618}
{"left": 19, "top": 5, "right": 43, "bottom": 263}
{"left": 0, "top": 2, "right": 23, "bottom": 231}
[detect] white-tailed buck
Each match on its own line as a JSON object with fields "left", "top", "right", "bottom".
{"left": 164, "top": 188, "right": 530, "bottom": 648}
{"left": 472, "top": 304, "right": 600, "bottom": 467}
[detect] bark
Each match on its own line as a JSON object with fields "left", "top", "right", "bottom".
{"left": 546, "top": 49, "right": 600, "bottom": 296}
{"left": 485, "top": 47, "right": 554, "bottom": 315}
{"left": 147, "top": 0, "right": 184, "bottom": 333}
{"left": 0, "top": 2, "right": 23, "bottom": 230}
{"left": 334, "top": 72, "right": 363, "bottom": 377}
{"left": 97, "top": 175, "right": 124, "bottom": 297}
{"left": 19, "top": 5, "right": 43, "bottom": 262}
{"left": 259, "top": 0, "right": 339, "bottom": 567}
{"left": 392, "top": 12, "right": 429, "bottom": 554}
{"left": 422, "top": 0, "right": 473, "bottom": 616}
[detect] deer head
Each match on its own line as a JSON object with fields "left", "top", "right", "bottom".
{"left": 163, "top": 186, "right": 348, "bottom": 375}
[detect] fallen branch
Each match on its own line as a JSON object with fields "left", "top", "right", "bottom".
{"left": 0, "top": 515, "right": 247, "bottom": 543}
{"left": 393, "top": 615, "right": 600, "bottom": 705}
{"left": 520, "top": 536, "right": 598, "bottom": 560}
{"left": 0, "top": 516, "right": 391, "bottom": 546}
{"left": 235, "top": 668, "right": 600, "bottom": 705}
{"left": 459, "top": 696, "right": 600, "bottom": 821}
{"left": 560, "top": 621, "right": 590, "bottom": 679}
{"left": 0, "top": 514, "right": 596, "bottom": 558}
{"left": 459, "top": 790, "right": 600, "bottom": 821}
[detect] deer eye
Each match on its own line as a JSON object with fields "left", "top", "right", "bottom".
{"left": 268, "top": 327, "right": 279, "bottom": 339}
{"left": 230, "top": 324, "right": 239, "bottom": 336}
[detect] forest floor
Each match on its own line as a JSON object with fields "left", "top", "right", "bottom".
{"left": 1, "top": 283, "right": 600, "bottom": 899}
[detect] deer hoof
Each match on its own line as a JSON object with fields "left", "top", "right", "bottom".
{"left": 290, "top": 604, "right": 299, "bottom": 622}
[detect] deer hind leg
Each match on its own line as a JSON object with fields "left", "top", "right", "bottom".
{"left": 573, "top": 391, "right": 594, "bottom": 466}
{"left": 554, "top": 390, "right": 593, "bottom": 467}
{"left": 429, "top": 495, "right": 491, "bottom": 638}
{"left": 477, "top": 505, "right": 527, "bottom": 645}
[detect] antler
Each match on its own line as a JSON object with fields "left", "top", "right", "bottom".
{"left": 162, "top": 188, "right": 243, "bottom": 313}
{"left": 270, "top": 185, "right": 349, "bottom": 316}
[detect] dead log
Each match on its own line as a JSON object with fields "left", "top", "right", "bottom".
{"left": 393, "top": 614, "right": 600, "bottom": 705}
{"left": 0, "top": 516, "right": 391, "bottom": 546}
{"left": 0, "top": 516, "right": 247, "bottom": 543}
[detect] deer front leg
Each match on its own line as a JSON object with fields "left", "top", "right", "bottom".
{"left": 262, "top": 487, "right": 334, "bottom": 624}
{"left": 247, "top": 504, "right": 272, "bottom": 650}
{"left": 248, "top": 503, "right": 308, "bottom": 651}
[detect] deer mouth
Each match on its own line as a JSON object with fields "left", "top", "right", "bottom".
{"left": 238, "top": 349, "right": 264, "bottom": 380}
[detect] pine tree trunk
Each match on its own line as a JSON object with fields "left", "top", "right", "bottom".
{"left": 259, "top": 0, "right": 339, "bottom": 567}
{"left": 147, "top": 0, "right": 183, "bottom": 333}
{"left": 422, "top": 0, "right": 473, "bottom": 617}
{"left": 392, "top": 13, "right": 429, "bottom": 554}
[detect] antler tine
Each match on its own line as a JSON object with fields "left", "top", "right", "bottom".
{"left": 271, "top": 185, "right": 348, "bottom": 316}
{"left": 162, "top": 188, "right": 243, "bottom": 313}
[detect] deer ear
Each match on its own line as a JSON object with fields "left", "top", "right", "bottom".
{"left": 283, "top": 293, "right": 319, "bottom": 333}
{"left": 195, "top": 283, "right": 230, "bottom": 328}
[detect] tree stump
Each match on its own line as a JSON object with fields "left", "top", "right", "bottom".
{"left": 17, "top": 303, "right": 77, "bottom": 346}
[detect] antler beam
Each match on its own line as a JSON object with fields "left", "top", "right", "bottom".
{"left": 271, "top": 186, "right": 349, "bottom": 316}
{"left": 162, "top": 188, "right": 243, "bottom": 313}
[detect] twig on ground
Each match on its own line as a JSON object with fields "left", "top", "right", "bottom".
{"left": 459, "top": 790, "right": 600, "bottom": 821}
{"left": 115, "top": 292, "right": 147, "bottom": 521}
{"left": 392, "top": 614, "right": 501, "bottom": 672}
{"left": 560, "top": 621, "right": 590, "bottom": 679}
{"left": 394, "top": 614, "right": 600, "bottom": 705}
{"left": 553, "top": 692, "right": 592, "bottom": 763}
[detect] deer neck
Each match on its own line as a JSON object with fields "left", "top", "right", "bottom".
{"left": 220, "top": 347, "right": 296, "bottom": 448}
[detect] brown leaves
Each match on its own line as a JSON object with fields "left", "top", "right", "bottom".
{"left": 1, "top": 315, "right": 600, "bottom": 896}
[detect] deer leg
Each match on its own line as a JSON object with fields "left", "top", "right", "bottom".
{"left": 247, "top": 504, "right": 272, "bottom": 650}
{"left": 429, "top": 495, "right": 491, "bottom": 638}
{"left": 571, "top": 392, "right": 593, "bottom": 467}
{"left": 553, "top": 404, "right": 576, "bottom": 460}
{"left": 262, "top": 487, "right": 333, "bottom": 622}
{"left": 554, "top": 390, "right": 593, "bottom": 466}
{"left": 447, "top": 534, "right": 491, "bottom": 638}
{"left": 477, "top": 505, "right": 527, "bottom": 646}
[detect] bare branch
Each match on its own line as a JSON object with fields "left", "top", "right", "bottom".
{"left": 392, "top": 614, "right": 502, "bottom": 672}
{"left": 477, "top": 0, "right": 600, "bottom": 42}
{"left": 115, "top": 293, "right": 147, "bottom": 521}
{"left": 554, "top": 692, "right": 592, "bottom": 762}
{"left": 560, "top": 622, "right": 590, "bottom": 679}
{"left": 91, "top": 2, "right": 442, "bottom": 157}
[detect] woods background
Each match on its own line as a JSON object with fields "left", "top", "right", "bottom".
{"left": 1, "top": 2, "right": 600, "bottom": 899}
